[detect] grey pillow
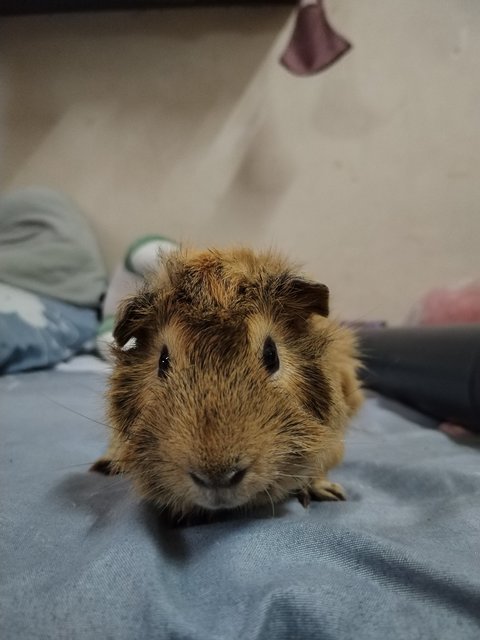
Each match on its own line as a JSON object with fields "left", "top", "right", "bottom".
{"left": 0, "top": 187, "right": 107, "bottom": 307}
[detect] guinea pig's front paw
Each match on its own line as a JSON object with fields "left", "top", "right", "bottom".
{"left": 90, "top": 457, "right": 118, "bottom": 475}
{"left": 299, "top": 478, "right": 346, "bottom": 506}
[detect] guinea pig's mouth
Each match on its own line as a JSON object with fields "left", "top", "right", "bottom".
{"left": 193, "top": 488, "right": 248, "bottom": 511}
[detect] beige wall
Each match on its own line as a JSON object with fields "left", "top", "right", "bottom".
{"left": 1, "top": 1, "right": 479, "bottom": 324}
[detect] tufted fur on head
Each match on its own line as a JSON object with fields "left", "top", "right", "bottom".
{"left": 92, "top": 248, "right": 363, "bottom": 519}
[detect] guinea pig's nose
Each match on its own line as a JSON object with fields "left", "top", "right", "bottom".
{"left": 189, "top": 466, "right": 248, "bottom": 489}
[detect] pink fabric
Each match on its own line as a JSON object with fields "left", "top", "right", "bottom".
{"left": 281, "top": 0, "right": 352, "bottom": 76}
{"left": 406, "top": 280, "right": 480, "bottom": 326}
{"left": 439, "top": 422, "right": 475, "bottom": 438}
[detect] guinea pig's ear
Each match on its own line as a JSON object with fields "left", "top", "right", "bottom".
{"left": 286, "top": 278, "right": 330, "bottom": 317}
{"left": 113, "top": 289, "right": 156, "bottom": 348}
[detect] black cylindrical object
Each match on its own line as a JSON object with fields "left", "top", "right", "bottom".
{"left": 357, "top": 325, "right": 480, "bottom": 432}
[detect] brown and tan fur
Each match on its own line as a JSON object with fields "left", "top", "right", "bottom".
{"left": 92, "top": 248, "right": 363, "bottom": 519}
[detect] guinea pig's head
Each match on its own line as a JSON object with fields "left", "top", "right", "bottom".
{"left": 108, "top": 248, "right": 355, "bottom": 517}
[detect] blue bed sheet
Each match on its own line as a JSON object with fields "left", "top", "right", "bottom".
{"left": 1, "top": 369, "right": 479, "bottom": 640}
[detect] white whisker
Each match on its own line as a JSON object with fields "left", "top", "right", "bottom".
{"left": 263, "top": 487, "right": 276, "bottom": 518}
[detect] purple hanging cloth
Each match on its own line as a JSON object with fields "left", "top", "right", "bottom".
{"left": 280, "top": 0, "right": 352, "bottom": 76}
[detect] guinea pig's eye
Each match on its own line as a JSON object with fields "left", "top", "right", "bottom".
{"left": 158, "top": 346, "right": 170, "bottom": 378}
{"left": 262, "top": 337, "right": 279, "bottom": 375}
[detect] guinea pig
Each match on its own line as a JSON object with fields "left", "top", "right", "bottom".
{"left": 91, "top": 248, "right": 363, "bottom": 519}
